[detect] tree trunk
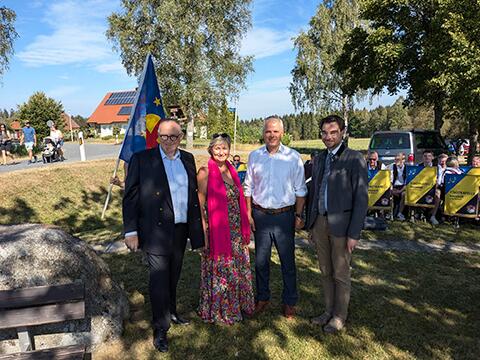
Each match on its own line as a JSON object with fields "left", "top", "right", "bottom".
{"left": 467, "top": 119, "right": 479, "bottom": 165}
{"left": 433, "top": 100, "right": 444, "bottom": 132}
{"left": 342, "top": 95, "right": 349, "bottom": 147}
{"left": 186, "top": 109, "right": 194, "bottom": 150}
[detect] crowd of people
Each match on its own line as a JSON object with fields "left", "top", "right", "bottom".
{"left": 365, "top": 150, "right": 480, "bottom": 224}
{"left": 121, "top": 115, "right": 368, "bottom": 353}
{"left": 0, "top": 121, "right": 65, "bottom": 166}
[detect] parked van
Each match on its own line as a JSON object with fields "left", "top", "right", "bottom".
{"left": 368, "top": 130, "right": 448, "bottom": 165}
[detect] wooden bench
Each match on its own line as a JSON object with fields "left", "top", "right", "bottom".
{"left": 0, "top": 283, "right": 86, "bottom": 359}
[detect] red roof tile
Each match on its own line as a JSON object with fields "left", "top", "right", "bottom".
{"left": 88, "top": 91, "right": 134, "bottom": 125}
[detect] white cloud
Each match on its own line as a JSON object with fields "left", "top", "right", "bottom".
{"left": 17, "top": 0, "right": 116, "bottom": 67}
{"left": 95, "top": 61, "right": 126, "bottom": 74}
{"left": 241, "top": 27, "right": 294, "bottom": 59}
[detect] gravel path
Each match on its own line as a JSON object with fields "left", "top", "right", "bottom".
{"left": 92, "top": 236, "right": 480, "bottom": 255}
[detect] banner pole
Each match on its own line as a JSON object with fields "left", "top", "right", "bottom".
{"left": 100, "top": 53, "right": 152, "bottom": 219}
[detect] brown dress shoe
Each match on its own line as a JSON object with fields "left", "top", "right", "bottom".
{"left": 282, "top": 304, "right": 296, "bottom": 319}
{"left": 254, "top": 300, "right": 270, "bottom": 315}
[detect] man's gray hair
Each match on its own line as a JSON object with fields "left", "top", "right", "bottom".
{"left": 263, "top": 115, "right": 284, "bottom": 131}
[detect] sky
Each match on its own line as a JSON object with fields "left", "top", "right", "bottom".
{"left": 0, "top": 0, "right": 401, "bottom": 120}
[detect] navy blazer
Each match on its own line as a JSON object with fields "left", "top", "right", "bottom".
{"left": 305, "top": 144, "right": 368, "bottom": 240}
{"left": 122, "top": 147, "right": 204, "bottom": 255}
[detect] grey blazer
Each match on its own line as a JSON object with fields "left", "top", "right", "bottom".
{"left": 305, "top": 144, "right": 368, "bottom": 240}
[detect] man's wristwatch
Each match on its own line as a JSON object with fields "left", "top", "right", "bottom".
{"left": 295, "top": 213, "right": 303, "bottom": 219}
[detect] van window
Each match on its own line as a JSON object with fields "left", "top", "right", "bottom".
{"left": 370, "top": 133, "right": 410, "bottom": 150}
{"left": 414, "top": 132, "right": 445, "bottom": 149}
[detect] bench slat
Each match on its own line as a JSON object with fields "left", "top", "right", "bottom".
{"left": 0, "top": 344, "right": 85, "bottom": 360}
{"left": 0, "top": 284, "right": 84, "bottom": 310}
{"left": 0, "top": 302, "right": 85, "bottom": 330}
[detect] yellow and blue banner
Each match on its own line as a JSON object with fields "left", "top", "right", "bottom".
{"left": 236, "top": 162, "right": 247, "bottom": 184}
{"left": 119, "top": 54, "right": 166, "bottom": 163}
{"left": 368, "top": 169, "right": 392, "bottom": 209}
{"left": 460, "top": 166, "right": 480, "bottom": 176}
{"left": 444, "top": 173, "right": 480, "bottom": 217}
{"left": 405, "top": 166, "right": 437, "bottom": 208}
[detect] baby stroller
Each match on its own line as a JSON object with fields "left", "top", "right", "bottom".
{"left": 42, "top": 137, "right": 61, "bottom": 163}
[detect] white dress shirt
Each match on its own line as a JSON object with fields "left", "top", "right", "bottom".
{"left": 322, "top": 142, "right": 343, "bottom": 212}
{"left": 244, "top": 144, "right": 307, "bottom": 209}
{"left": 160, "top": 146, "right": 188, "bottom": 224}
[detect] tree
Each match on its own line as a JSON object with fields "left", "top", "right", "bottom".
{"left": 431, "top": 0, "right": 480, "bottom": 162}
{"left": 0, "top": 6, "right": 17, "bottom": 78}
{"left": 337, "top": 1, "right": 451, "bottom": 132}
{"left": 17, "top": 92, "right": 64, "bottom": 139}
{"left": 206, "top": 106, "right": 235, "bottom": 139}
{"left": 290, "top": 0, "right": 363, "bottom": 141}
{"left": 107, "top": 0, "right": 253, "bottom": 149}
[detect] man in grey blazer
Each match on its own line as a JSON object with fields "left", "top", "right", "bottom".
{"left": 305, "top": 114, "right": 368, "bottom": 334}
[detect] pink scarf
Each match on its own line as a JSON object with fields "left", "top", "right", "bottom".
{"left": 207, "top": 158, "right": 250, "bottom": 258}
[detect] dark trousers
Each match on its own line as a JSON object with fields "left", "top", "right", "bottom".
{"left": 252, "top": 208, "right": 298, "bottom": 306}
{"left": 146, "top": 224, "right": 187, "bottom": 331}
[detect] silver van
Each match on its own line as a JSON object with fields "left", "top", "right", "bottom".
{"left": 368, "top": 130, "right": 448, "bottom": 165}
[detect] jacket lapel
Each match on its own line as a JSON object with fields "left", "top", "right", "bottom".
{"left": 151, "top": 148, "right": 174, "bottom": 212}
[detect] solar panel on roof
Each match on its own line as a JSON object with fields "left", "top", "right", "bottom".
{"left": 105, "top": 91, "right": 136, "bottom": 105}
{"left": 118, "top": 106, "right": 133, "bottom": 116}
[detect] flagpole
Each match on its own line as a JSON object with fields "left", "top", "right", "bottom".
{"left": 233, "top": 103, "right": 237, "bottom": 155}
{"left": 101, "top": 53, "right": 153, "bottom": 220}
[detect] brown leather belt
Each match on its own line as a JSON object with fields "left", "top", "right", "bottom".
{"left": 252, "top": 204, "right": 294, "bottom": 215}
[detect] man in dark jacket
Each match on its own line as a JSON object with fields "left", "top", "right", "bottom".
{"left": 123, "top": 119, "right": 204, "bottom": 352}
{"left": 305, "top": 115, "right": 368, "bottom": 334}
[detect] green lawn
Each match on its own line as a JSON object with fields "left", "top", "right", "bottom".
{"left": 1, "top": 159, "right": 479, "bottom": 359}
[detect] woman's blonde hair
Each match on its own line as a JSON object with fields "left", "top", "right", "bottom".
{"left": 446, "top": 156, "right": 459, "bottom": 168}
{"left": 207, "top": 133, "right": 231, "bottom": 156}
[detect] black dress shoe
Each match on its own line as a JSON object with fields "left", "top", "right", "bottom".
{"left": 153, "top": 329, "right": 168, "bottom": 352}
{"left": 171, "top": 313, "right": 190, "bottom": 325}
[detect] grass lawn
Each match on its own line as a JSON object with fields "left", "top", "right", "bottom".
{"left": 1, "top": 159, "right": 479, "bottom": 359}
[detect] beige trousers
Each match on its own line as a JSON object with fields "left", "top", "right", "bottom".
{"left": 311, "top": 214, "right": 351, "bottom": 321}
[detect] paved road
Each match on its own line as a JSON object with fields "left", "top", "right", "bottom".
{"left": 0, "top": 142, "right": 209, "bottom": 173}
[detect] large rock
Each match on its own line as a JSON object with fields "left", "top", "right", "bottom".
{"left": 0, "top": 224, "right": 129, "bottom": 354}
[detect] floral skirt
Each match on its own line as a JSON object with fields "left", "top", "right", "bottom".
{"left": 198, "top": 237, "right": 255, "bottom": 324}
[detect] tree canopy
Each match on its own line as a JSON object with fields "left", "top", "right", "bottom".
{"left": 107, "top": 0, "right": 253, "bottom": 148}
{"left": 17, "top": 92, "right": 64, "bottom": 139}
{"left": 0, "top": 6, "right": 18, "bottom": 78}
{"left": 290, "top": 0, "right": 363, "bottom": 135}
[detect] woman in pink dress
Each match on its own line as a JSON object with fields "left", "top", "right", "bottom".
{"left": 197, "top": 133, "right": 254, "bottom": 324}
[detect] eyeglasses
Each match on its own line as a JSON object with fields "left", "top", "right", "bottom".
{"left": 212, "top": 133, "right": 230, "bottom": 139}
{"left": 368, "top": 158, "right": 377, "bottom": 161}
{"left": 159, "top": 134, "right": 182, "bottom": 142}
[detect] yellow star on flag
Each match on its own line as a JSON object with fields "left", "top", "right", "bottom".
{"left": 153, "top": 97, "right": 161, "bottom": 106}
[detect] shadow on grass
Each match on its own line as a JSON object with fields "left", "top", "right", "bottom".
{"left": 102, "top": 247, "right": 480, "bottom": 359}
{"left": 0, "top": 186, "right": 124, "bottom": 239}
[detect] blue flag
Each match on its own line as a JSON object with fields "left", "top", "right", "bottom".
{"left": 119, "top": 54, "right": 166, "bottom": 163}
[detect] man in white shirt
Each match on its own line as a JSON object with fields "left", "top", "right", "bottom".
{"left": 244, "top": 116, "right": 307, "bottom": 319}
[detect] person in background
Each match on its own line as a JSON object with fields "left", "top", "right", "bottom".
{"left": 472, "top": 155, "right": 480, "bottom": 168}
{"left": 366, "top": 151, "right": 386, "bottom": 171}
{"left": 49, "top": 124, "right": 65, "bottom": 161}
{"left": 389, "top": 152, "right": 407, "bottom": 221}
{"left": 197, "top": 133, "right": 254, "bottom": 324}
{"left": 444, "top": 157, "right": 463, "bottom": 175}
{"left": 418, "top": 150, "right": 434, "bottom": 167}
{"left": 20, "top": 121, "right": 37, "bottom": 164}
{"left": 430, "top": 154, "right": 449, "bottom": 224}
{"left": 0, "top": 123, "right": 15, "bottom": 166}
{"left": 232, "top": 154, "right": 247, "bottom": 184}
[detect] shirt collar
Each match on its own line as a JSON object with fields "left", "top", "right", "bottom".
{"left": 262, "top": 143, "right": 285, "bottom": 154}
{"left": 328, "top": 142, "right": 342, "bottom": 156}
{"left": 159, "top": 145, "right": 180, "bottom": 160}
